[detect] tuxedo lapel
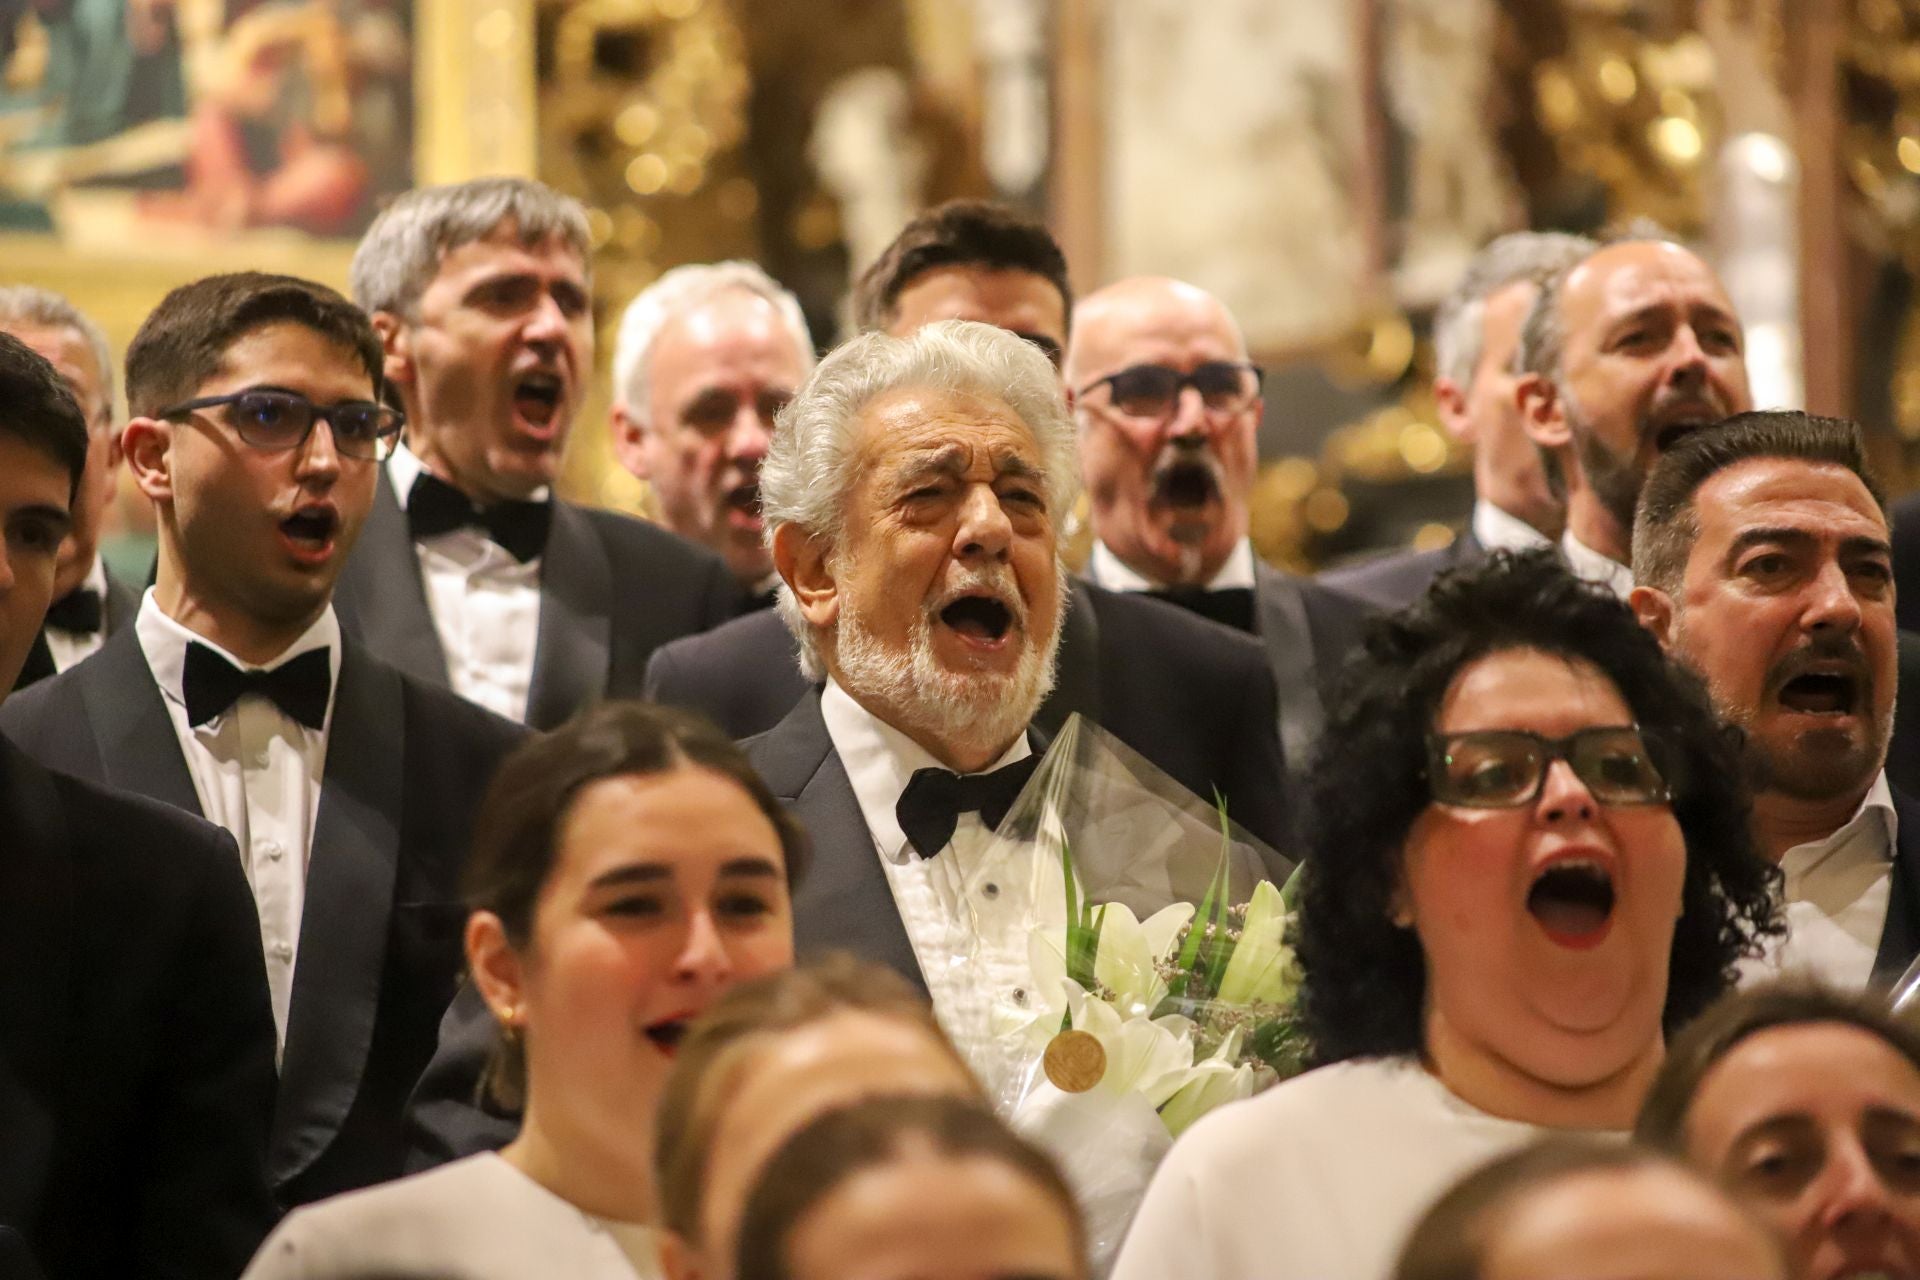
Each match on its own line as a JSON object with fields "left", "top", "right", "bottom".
{"left": 78, "top": 629, "right": 202, "bottom": 815}
{"left": 1875, "top": 789, "right": 1920, "bottom": 985}
{"left": 101, "top": 568, "right": 138, "bottom": 635}
{"left": 271, "top": 644, "right": 403, "bottom": 1185}
{"left": 1251, "top": 561, "right": 1327, "bottom": 766}
{"left": 335, "top": 471, "right": 451, "bottom": 689}
{"left": 0, "top": 742, "right": 71, "bottom": 1224}
{"left": 749, "top": 691, "right": 925, "bottom": 990}
{"left": 1039, "top": 581, "right": 1102, "bottom": 735}
{"left": 524, "top": 502, "right": 611, "bottom": 730}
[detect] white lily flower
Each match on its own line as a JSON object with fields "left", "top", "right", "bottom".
{"left": 1092, "top": 900, "right": 1194, "bottom": 1017}
{"left": 1215, "top": 879, "right": 1297, "bottom": 1008}
{"left": 1063, "top": 986, "right": 1196, "bottom": 1107}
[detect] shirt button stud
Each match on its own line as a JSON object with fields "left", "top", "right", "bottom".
{"left": 260, "top": 840, "right": 285, "bottom": 862}
{"left": 273, "top": 942, "right": 294, "bottom": 962}
{"left": 1013, "top": 988, "right": 1028, "bottom": 1006}
{"left": 983, "top": 882, "right": 1000, "bottom": 899}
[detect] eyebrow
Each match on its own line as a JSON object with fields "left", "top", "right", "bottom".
{"left": 11, "top": 503, "right": 72, "bottom": 533}
{"left": 892, "top": 446, "right": 1044, "bottom": 487}
{"left": 1727, "top": 526, "right": 1892, "bottom": 562}
{"left": 584, "top": 856, "right": 783, "bottom": 891}
{"left": 1726, "top": 1113, "right": 1816, "bottom": 1160}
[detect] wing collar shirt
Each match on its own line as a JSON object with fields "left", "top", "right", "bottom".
{"left": 135, "top": 591, "right": 342, "bottom": 1056}
{"left": 819, "top": 678, "right": 1053, "bottom": 1088}
{"left": 388, "top": 441, "right": 543, "bottom": 724}
{"left": 45, "top": 555, "right": 109, "bottom": 673}
{"left": 1560, "top": 529, "right": 1636, "bottom": 601}
{"left": 1088, "top": 536, "right": 1258, "bottom": 591}
{"left": 1472, "top": 500, "right": 1551, "bottom": 555}
{"left": 1740, "top": 770, "right": 1897, "bottom": 993}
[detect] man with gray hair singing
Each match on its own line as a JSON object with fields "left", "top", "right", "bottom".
{"left": 747, "top": 318, "right": 1079, "bottom": 1055}
{"left": 609, "top": 261, "right": 815, "bottom": 607}
{"left": 1320, "top": 232, "right": 1591, "bottom": 610}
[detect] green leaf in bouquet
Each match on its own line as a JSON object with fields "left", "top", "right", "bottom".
{"left": 1248, "top": 1014, "right": 1311, "bottom": 1078}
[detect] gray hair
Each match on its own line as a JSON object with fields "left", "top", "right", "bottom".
{"left": 1433, "top": 232, "right": 1595, "bottom": 389}
{"left": 1515, "top": 219, "right": 1683, "bottom": 384}
{"left": 0, "top": 285, "right": 114, "bottom": 421}
{"left": 761, "top": 319, "right": 1080, "bottom": 679}
{"left": 611, "top": 261, "right": 814, "bottom": 414}
{"left": 350, "top": 177, "right": 593, "bottom": 317}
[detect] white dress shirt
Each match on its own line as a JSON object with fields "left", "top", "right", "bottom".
{"left": 1088, "top": 537, "right": 1258, "bottom": 592}
{"left": 1472, "top": 499, "right": 1551, "bottom": 556}
{"left": 45, "top": 556, "right": 109, "bottom": 672}
{"left": 1560, "top": 529, "right": 1636, "bottom": 600}
{"left": 819, "top": 679, "right": 1059, "bottom": 1090}
{"left": 388, "top": 443, "right": 544, "bottom": 724}
{"left": 1740, "top": 772, "right": 1898, "bottom": 993}
{"left": 136, "top": 593, "right": 340, "bottom": 1054}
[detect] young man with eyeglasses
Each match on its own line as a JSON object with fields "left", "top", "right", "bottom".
{"left": 0, "top": 272, "right": 528, "bottom": 1207}
{"left": 1630, "top": 410, "right": 1914, "bottom": 991}
{"left": 1066, "top": 275, "right": 1365, "bottom": 775}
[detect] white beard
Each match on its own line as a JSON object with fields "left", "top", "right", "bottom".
{"left": 833, "top": 565, "right": 1061, "bottom": 758}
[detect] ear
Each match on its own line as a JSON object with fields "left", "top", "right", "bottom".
{"left": 1387, "top": 879, "right": 1414, "bottom": 930}
{"left": 610, "top": 402, "right": 650, "bottom": 480}
{"left": 465, "top": 910, "right": 528, "bottom": 1031}
{"left": 1433, "top": 377, "right": 1473, "bottom": 445}
{"left": 371, "top": 311, "right": 413, "bottom": 394}
{"left": 120, "top": 416, "right": 175, "bottom": 503}
{"left": 1629, "top": 584, "right": 1676, "bottom": 649}
{"left": 1516, "top": 373, "right": 1569, "bottom": 452}
{"left": 773, "top": 522, "right": 840, "bottom": 629}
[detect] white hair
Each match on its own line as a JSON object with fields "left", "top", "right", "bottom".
{"left": 1432, "top": 231, "right": 1595, "bottom": 388}
{"left": 760, "top": 319, "right": 1080, "bottom": 680}
{"left": 610, "top": 261, "right": 814, "bottom": 414}
{"left": 350, "top": 177, "right": 592, "bottom": 317}
{"left": 0, "top": 285, "right": 114, "bottom": 420}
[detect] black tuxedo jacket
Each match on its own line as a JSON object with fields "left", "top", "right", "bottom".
{"left": 0, "top": 628, "right": 527, "bottom": 1207}
{"left": 0, "top": 736, "right": 277, "bottom": 1279}
{"left": 1890, "top": 492, "right": 1920, "bottom": 633}
{"left": 332, "top": 469, "right": 741, "bottom": 729}
{"left": 643, "top": 578, "right": 1293, "bottom": 852}
{"left": 1874, "top": 789, "right": 1920, "bottom": 984}
{"left": 1315, "top": 529, "right": 1487, "bottom": 614}
{"left": 11, "top": 565, "right": 139, "bottom": 691}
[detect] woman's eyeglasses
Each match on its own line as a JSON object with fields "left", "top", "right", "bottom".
{"left": 1425, "top": 726, "right": 1672, "bottom": 809}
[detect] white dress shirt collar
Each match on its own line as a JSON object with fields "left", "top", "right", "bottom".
{"left": 819, "top": 678, "right": 1032, "bottom": 862}
{"left": 1088, "top": 537, "right": 1257, "bottom": 592}
{"left": 1559, "top": 529, "right": 1636, "bottom": 601}
{"left": 135, "top": 590, "right": 343, "bottom": 723}
{"left": 44, "top": 555, "right": 111, "bottom": 673}
{"left": 1472, "top": 500, "right": 1551, "bottom": 555}
{"left": 388, "top": 439, "right": 552, "bottom": 507}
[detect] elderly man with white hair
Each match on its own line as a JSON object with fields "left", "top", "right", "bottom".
{"left": 610, "top": 262, "right": 815, "bottom": 605}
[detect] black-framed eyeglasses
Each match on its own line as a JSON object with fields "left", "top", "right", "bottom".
{"left": 159, "top": 388, "right": 404, "bottom": 461}
{"left": 1076, "top": 361, "right": 1263, "bottom": 421}
{"left": 1426, "top": 726, "right": 1672, "bottom": 809}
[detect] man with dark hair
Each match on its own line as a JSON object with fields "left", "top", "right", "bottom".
{"left": 0, "top": 332, "right": 279, "bottom": 1279}
{"left": 640, "top": 204, "right": 1292, "bottom": 849}
{"left": 1630, "top": 410, "right": 1918, "bottom": 988}
{"left": 334, "top": 176, "right": 740, "bottom": 729}
{"left": 0, "top": 272, "right": 527, "bottom": 1206}
{"left": 1319, "top": 232, "right": 1591, "bottom": 610}
{"left": 1068, "top": 276, "right": 1365, "bottom": 773}
{"left": 0, "top": 288, "right": 139, "bottom": 690}
{"left": 850, "top": 198, "right": 1072, "bottom": 365}
{"left": 1517, "top": 229, "right": 1752, "bottom": 598}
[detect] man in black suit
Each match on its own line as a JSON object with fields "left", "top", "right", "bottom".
{"left": 1318, "top": 232, "right": 1590, "bottom": 611}
{"left": 609, "top": 261, "right": 815, "bottom": 610}
{"left": 644, "top": 203, "right": 1292, "bottom": 846}
{"left": 0, "top": 332, "right": 278, "bottom": 1279}
{"left": 1630, "top": 411, "right": 1918, "bottom": 989}
{"left": 334, "top": 177, "right": 740, "bottom": 729}
{"left": 0, "top": 288, "right": 140, "bottom": 688}
{"left": 1067, "top": 276, "right": 1366, "bottom": 772}
{"left": 0, "top": 273, "right": 526, "bottom": 1207}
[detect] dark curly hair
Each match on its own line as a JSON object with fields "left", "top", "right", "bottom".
{"left": 1297, "top": 549, "right": 1781, "bottom": 1067}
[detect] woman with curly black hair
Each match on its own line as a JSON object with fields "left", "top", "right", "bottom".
{"left": 1112, "top": 550, "right": 1782, "bottom": 1280}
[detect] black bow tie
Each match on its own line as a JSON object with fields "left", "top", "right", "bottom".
{"left": 182, "top": 643, "right": 332, "bottom": 730}
{"left": 407, "top": 471, "right": 551, "bottom": 563}
{"left": 1146, "top": 584, "right": 1256, "bottom": 633}
{"left": 894, "top": 755, "right": 1039, "bottom": 859}
{"left": 44, "top": 587, "right": 103, "bottom": 635}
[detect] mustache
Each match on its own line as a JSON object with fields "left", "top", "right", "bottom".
{"left": 927, "top": 564, "right": 1028, "bottom": 627}
{"left": 1765, "top": 632, "right": 1873, "bottom": 697}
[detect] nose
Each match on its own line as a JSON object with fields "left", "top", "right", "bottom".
{"left": 729, "top": 403, "right": 771, "bottom": 462}
{"left": 673, "top": 908, "right": 736, "bottom": 987}
{"left": 954, "top": 482, "right": 1013, "bottom": 562}
{"left": 1804, "top": 558, "right": 1864, "bottom": 636}
{"left": 295, "top": 416, "right": 343, "bottom": 483}
{"left": 1536, "top": 757, "right": 1597, "bottom": 823}
{"left": 522, "top": 289, "right": 571, "bottom": 348}
{"left": 1665, "top": 325, "right": 1711, "bottom": 391}
{"left": 1168, "top": 384, "right": 1211, "bottom": 441}
{"left": 1820, "top": 1136, "right": 1896, "bottom": 1242}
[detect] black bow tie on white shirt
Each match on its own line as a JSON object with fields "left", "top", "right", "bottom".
{"left": 406, "top": 471, "right": 551, "bottom": 563}
{"left": 182, "top": 643, "right": 331, "bottom": 730}
{"left": 894, "top": 755, "right": 1039, "bottom": 859}
{"left": 1145, "top": 584, "right": 1257, "bottom": 633}
{"left": 44, "top": 586, "right": 103, "bottom": 634}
